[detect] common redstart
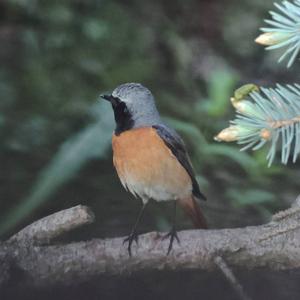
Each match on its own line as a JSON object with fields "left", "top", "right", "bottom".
{"left": 101, "top": 83, "right": 207, "bottom": 255}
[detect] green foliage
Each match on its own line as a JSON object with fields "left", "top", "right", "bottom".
{"left": 227, "top": 188, "right": 276, "bottom": 207}
{"left": 226, "top": 188, "right": 276, "bottom": 218}
{"left": 201, "top": 70, "right": 237, "bottom": 117}
{"left": 8, "top": 1, "right": 158, "bottom": 116}
{"left": 0, "top": 102, "right": 114, "bottom": 235}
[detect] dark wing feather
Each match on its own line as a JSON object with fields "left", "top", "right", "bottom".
{"left": 153, "top": 124, "right": 206, "bottom": 201}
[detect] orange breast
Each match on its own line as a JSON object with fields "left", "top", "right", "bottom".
{"left": 112, "top": 127, "right": 192, "bottom": 202}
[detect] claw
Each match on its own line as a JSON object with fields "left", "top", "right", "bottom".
{"left": 123, "top": 231, "right": 139, "bottom": 256}
{"left": 163, "top": 227, "right": 180, "bottom": 255}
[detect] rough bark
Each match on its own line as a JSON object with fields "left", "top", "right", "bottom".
{"left": 1, "top": 199, "right": 300, "bottom": 290}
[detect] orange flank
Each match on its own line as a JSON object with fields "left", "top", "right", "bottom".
{"left": 112, "top": 127, "right": 192, "bottom": 202}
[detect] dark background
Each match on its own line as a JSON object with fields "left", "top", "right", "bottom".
{"left": 1, "top": 0, "right": 300, "bottom": 299}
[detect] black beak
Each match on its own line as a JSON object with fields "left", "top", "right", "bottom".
{"left": 100, "top": 94, "right": 121, "bottom": 107}
{"left": 101, "top": 94, "right": 113, "bottom": 101}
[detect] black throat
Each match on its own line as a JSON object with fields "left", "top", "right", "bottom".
{"left": 111, "top": 99, "right": 134, "bottom": 135}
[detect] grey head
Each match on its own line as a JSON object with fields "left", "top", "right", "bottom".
{"left": 102, "top": 83, "right": 161, "bottom": 135}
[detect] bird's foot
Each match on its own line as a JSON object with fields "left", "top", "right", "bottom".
{"left": 123, "top": 231, "right": 139, "bottom": 256}
{"left": 163, "top": 227, "right": 180, "bottom": 255}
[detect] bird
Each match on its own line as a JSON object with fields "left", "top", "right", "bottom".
{"left": 101, "top": 83, "right": 207, "bottom": 256}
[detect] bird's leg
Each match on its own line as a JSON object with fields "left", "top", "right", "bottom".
{"left": 123, "top": 203, "right": 146, "bottom": 256}
{"left": 163, "top": 201, "right": 180, "bottom": 255}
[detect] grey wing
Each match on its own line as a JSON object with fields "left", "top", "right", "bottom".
{"left": 153, "top": 124, "right": 206, "bottom": 201}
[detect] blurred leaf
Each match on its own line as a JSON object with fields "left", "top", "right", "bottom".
{"left": 45, "top": 4, "right": 73, "bottom": 24}
{"left": 227, "top": 188, "right": 276, "bottom": 207}
{"left": 253, "top": 149, "right": 283, "bottom": 175}
{"left": 0, "top": 101, "right": 114, "bottom": 235}
{"left": 164, "top": 117, "right": 208, "bottom": 146}
{"left": 83, "top": 20, "right": 108, "bottom": 41}
{"left": 205, "top": 144, "right": 261, "bottom": 178}
{"left": 201, "top": 70, "right": 237, "bottom": 117}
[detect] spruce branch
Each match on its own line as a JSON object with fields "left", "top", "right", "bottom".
{"left": 255, "top": 0, "right": 300, "bottom": 68}
{"left": 215, "top": 84, "right": 300, "bottom": 166}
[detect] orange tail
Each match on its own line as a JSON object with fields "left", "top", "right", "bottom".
{"left": 178, "top": 196, "right": 207, "bottom": 229}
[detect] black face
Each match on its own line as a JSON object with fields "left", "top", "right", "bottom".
{"left": 101, "top": 94, "right": 134, "bottom": 135}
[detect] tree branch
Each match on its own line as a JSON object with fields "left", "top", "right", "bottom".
{"left": 1, "top": 199, "right": 300, "bottom": 290}
{"left": 214, "top": 256, "right": 252, "bottom": 300}
{"left": 9, "top": 205, "right": 95, "bottom": 245}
